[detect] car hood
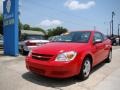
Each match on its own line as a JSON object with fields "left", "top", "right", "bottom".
{"left": 32, "top": 42, "right": 88, "bottom": 55}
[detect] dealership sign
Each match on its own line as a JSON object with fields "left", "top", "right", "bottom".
{"left": 4, "top": 0, "right": 14, "bottom": 26}
{"left": 3, "top": 0, "right": 19, "bottom": 56}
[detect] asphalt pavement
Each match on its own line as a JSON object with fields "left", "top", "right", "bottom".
{"left": 0, "top": 46, "right": 120, "bottom": 90}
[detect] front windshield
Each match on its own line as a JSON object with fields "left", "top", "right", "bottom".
{"left": 55, "top": 31, "right": 91, "bottom": 43}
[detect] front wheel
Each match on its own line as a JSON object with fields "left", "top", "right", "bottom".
{"left": 78, "top": 57, "right": 91, "bottom": 80}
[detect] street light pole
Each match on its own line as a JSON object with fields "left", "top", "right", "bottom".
{"left": 118, "top": 24, "right": 120, "bottom": 37}
{"left": 110, "top": 21, "right": 112, "bottom": 36}
{"left": 111, "top": 11, "right": 115, "bottom": 37}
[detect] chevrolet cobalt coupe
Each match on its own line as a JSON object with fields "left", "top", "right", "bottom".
{"left": 26, "top": 31, "right": 112, "bottom": 80}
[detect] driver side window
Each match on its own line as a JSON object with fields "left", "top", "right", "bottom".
{"left": 94, "top": 32, "right": 103, "bottom": 43}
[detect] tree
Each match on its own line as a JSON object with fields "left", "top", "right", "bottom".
{"left": 23, "top": 24, "right": 30, "bottom": 30}
{"left": 18, "top": 19, "right": 23, "bottom": 39}
{"left": 19, "top": 20, "right": 23, "bottom": 30}
{"left": 0, "top": 14, "right": 3, "bottom": 35}
{"left": 47, "top": 26, "right": 68, "bottom": 38}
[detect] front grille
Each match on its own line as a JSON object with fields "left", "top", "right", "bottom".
{"left": 32, "top": 53, "right": 53, "bottom": 61}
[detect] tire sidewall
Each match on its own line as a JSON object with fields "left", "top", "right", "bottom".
{"left": 79, "top": 57, "right": 92, "bottom": 80}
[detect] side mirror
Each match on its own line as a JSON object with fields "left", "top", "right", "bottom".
{"left": 94, "top": 39, "right": 102, "bottom": 44}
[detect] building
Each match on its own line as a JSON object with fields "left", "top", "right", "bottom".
{"left": 21, "top": 30, "right": 44, "bottom": 35}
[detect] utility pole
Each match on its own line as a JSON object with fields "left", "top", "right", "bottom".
{"left": 118, "top": 24, "right": 120, "bottom": 37}
{"left": 94, "top": 26, "right": 96, "bottom": 31}
{"left": 111, "top": 11, "right": 115, "bottom": 37}
{"left": 107, "top": 28, "right": 109, "bottom": 36}
{"left": 110, "top": 21, "right": 112, "bottom": 36}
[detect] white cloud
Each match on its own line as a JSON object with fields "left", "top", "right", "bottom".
{"left": 39, "top": 19, "right": 62, "bottom": 28}
{"left": 64, "top": 0, "right": 95, "bottom": 10}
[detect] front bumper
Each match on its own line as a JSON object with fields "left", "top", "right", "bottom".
{"left": 26, "top": 56, "right": 80, "bottom": 78}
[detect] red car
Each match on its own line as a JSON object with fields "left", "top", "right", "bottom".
{"left": 26, "top": 31, "right": 112, "bottom": 80}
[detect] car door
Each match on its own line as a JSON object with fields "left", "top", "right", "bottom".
{"left": 93, "top": 32, "right": 105, "bottom": 65}
{"left": 102, "top": 34, "right": 111, "bottom": 60}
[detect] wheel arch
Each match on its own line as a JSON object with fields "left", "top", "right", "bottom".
{"left": 84, "top": 54, "right": 93, "bottom": 66}
{"left": 77, "top": 53, "right": 93, "bottom": 80}
{"left": 110, "top": 47, "right": 112, "bottom": 51}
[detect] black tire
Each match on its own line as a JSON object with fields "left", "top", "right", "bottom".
{"left": 21, "top": 50, "right": 26, "bottom": 55}
{"left": 106, "top": 50, "right": 112, "bottom": 63}
{"left": 78, "top": 57, "right": 92, "bottom": 80}
{"left": 21, "top": 48, "right": 28, "bottom": 55}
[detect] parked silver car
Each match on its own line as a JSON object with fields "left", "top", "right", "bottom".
{"left": 0, "top": 34, "right": 3, "bottom": 49}
{"left": 19, "top": 34, "right": 49, "bottom": 54}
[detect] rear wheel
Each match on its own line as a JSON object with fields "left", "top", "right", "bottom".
{"left": 20, "top": 46, "right": 28, "bottom": 55}
{"left": 21, "top": 49, "right": 26, "bottom": 55}
{"left": 78, "top": 57, "right": 91, "bottom": 80}
{"left": 106, "top": 50, "right": 112, "bottom": 63}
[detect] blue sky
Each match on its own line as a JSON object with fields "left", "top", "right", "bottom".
{"left": 1, "top": 0, "right": 120, "bottom": 34}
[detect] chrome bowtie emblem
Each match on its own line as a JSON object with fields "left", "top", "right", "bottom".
{"left": 6, "top": 0, "right": 11, "bottom": 13}
{"left": 37, "top": 56, "right": 42, "bottom": 58}
{"left": 33, "top": 55, "right": 42, "bottom": 58}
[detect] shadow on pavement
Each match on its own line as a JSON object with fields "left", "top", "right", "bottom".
{"left": 91, "top": 61, "right": 106, "bottom": 74}
{"left": 0, "top": 54, "right": 4, "bottom": 56}
{"left": 22, "top": 61, "right": 106, "bottom": 88}
{"left": 22, "top": 72, "right": 80, "bottom": 88}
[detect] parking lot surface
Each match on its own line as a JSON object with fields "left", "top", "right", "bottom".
{"left": 0, "top": 46, "right": 120, "bottom": 90}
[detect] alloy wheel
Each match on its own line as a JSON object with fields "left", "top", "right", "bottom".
{"left": 83, "top": 59, "right": 91, "bottom": 78}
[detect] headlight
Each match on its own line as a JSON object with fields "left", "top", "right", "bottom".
{"left": 28, "top": 50, "right": 32, "bottom": 57}
{"left": 55, "top": 51, "right": 77, "bottom": 61}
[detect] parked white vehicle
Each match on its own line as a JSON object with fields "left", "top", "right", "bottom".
{"left": 0, "top": 34, "right": 3, "bottom": 49}
{"left": 19, "top": 34, "right": 49, "bottom": 54}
